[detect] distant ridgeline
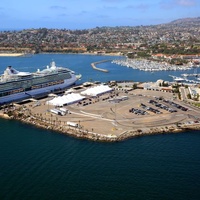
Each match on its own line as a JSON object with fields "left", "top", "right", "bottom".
{"left": 0, "top": 17, "right": 199, "bottom": 55}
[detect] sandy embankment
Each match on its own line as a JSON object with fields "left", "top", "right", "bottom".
{"left": 0, "top": 53, "right": 25, "bottom": 57}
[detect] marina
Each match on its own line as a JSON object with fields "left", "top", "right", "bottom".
{"left": 112, "top": 58, "right": 194, "bottom": 71}
{"left": 182, "top": 73, "right": 200, "bottom": 77}
{"left": 112, "top": 57, "right": 200, "bottom": 84}
{"left": 169, "top": 75, "right": 200, "bottom": 84}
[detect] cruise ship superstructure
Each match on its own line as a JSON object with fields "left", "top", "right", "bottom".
{"left": 0, "top": 61, "right": 81, "bottom": 105}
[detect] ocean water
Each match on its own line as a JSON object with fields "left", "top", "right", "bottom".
{"left": 0, "top": 54, "right": 200, "bottom": 200}
{"left": 0, "top": 53, "right": 198, "bottom": 83}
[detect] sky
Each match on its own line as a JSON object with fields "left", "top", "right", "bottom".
{"left": 0, "top": 0, "right": 199, "bottom": 30}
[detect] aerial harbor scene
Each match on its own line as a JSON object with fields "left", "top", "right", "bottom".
{"left": 0, "top": 0, "right": 200, "bottom": 200}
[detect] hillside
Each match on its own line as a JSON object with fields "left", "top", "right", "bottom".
{"left": 169, "top": 17, "right": 200, "bottom": 26}
{"left": 0, "top": 17, "right": 199, "bottom": 55}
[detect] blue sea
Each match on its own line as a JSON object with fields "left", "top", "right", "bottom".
{"left": 0, "top": 54, "right": 200, "bottom": 200}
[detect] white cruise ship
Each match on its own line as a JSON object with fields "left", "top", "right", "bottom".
{"left": 0, "top": 61, "right": 81, "bottom": 105}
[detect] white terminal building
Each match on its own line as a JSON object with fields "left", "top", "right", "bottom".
{"left": 46, "top": 84, "right": 113, "bottom": 107}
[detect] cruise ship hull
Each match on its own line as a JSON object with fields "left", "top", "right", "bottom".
{"left": 0, "top": 62, "right": 80, "bottom": 105}
{"left": 0, "top": 75, "right": 78, "bottom": 105}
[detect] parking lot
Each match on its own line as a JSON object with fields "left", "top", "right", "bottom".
{"left": 27, "top": 88, "right": 200, "bottom": 137}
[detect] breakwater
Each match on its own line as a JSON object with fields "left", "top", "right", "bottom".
{"left": 91, "top": 60, "right": 111, "bottom": 72}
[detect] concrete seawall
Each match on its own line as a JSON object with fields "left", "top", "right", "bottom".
{"left": 91, "top": 60, "right": 111, "bottom": 73}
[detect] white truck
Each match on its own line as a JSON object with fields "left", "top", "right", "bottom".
{"left": 67, "top": 121, "right": 81, "bottom": 128}
{"left": 59, "top": 108, "right": 71, "bottom": 114}
{"left": 50, "top": 108, "right": 65, "bottom": 116}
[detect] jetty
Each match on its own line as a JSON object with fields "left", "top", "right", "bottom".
{"left": 91, "top": 60, "right": 110, "bottom": 72}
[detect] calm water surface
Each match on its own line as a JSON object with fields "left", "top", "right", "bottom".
{"left": 0, "top": 54, "right": 200, "bottom": 199}
{"left": 0, "top": 53, "right": 198, "bottom": 83}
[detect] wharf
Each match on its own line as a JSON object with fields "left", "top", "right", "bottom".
{"left": 1, "top": 83, "right": 200, "bottom": 142}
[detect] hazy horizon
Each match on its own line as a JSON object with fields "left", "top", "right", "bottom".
{"left": 0, "top": 0, "right": 199, "bottom": 30}
{"left": 0, "top": 17, "right": 199, "bottom": 32}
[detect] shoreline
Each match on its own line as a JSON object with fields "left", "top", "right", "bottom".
{"left": 1, "top": 79, "right": 200, "bottom": 142}
{"left": 1, "top": 97, "right": 200, "bottom": 142}
{"left": 0, "top": 53, "right": 25, "bottom": 57}
{"left": 1, "top": 111, "right": 200, "bottom": 142}
{"left": 0, "top": 52, "right": 123, "bottom": 57}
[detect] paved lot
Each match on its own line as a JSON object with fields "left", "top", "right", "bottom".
{"left": 27, "top": 88, "right": 200, "bottom": 136}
